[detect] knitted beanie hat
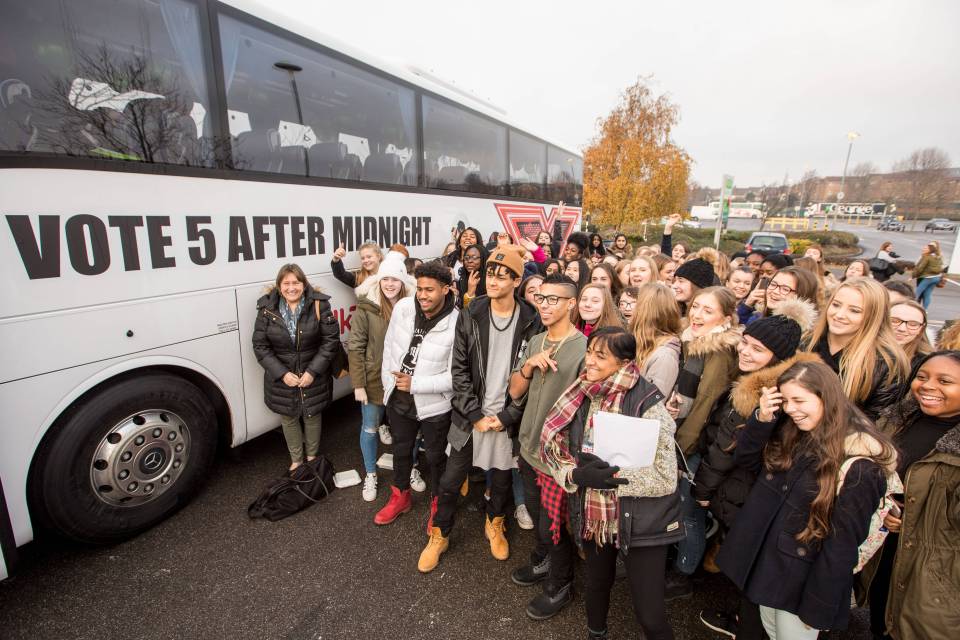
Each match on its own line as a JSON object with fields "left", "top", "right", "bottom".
{"left": 674, "top": 258, "right": 715, "bottom": 290}
{"left": 486, "top": 244, "right": 526, "bottom": 278}
{"left": 744, "top": 298, "right": 817, "bottom": 361}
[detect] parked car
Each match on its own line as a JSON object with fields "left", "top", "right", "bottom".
{"left": 924, "top": 218, "right": 956, "bottom": 232}
{"left": 877, "top": 216, "right": 905, "bottom": 231}
{"left": 745, "top": 232, "right": 790, "bottom": 254}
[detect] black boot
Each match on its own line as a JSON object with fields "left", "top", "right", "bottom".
{"left": 587, "top": 628, "right": 608, "bottom": 639}
{"left": 664, "top": 569, "right": 693, "bottom": 601}
{"left": 526, "top": 581, "right": 573, "bottom": 620}
{"left": 511, "top": 555, "right": 550, "bottom": 587}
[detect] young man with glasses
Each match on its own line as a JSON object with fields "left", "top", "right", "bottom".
{"left": 418, "top": 245, "right": 543, "bottom": 572}
{"left": 507, "top": 273, "right": 587, "bottom": 620}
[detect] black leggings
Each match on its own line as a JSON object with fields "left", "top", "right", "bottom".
{"left": 584, "top": 543, "right": 673, "bottom": 639}
{"left": 386, "top": 407, "right": 449, "bottom": 493}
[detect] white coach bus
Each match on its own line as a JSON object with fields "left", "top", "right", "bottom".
{"left": 0, "top": 0, "right": 582, "bottom": 576}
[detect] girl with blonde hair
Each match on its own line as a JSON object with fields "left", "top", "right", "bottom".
{"left": 628, "top": 255, "right": 659, "bottom": 287}
{"left": 628, "top": 283, "right": 682, "bottom": 396}
{"left": 652, "top": 253, "right": 677, "bottom": 284}
{"left": 805, "top": 278, "right": 909, "bottom": 419}
{"left": 331, "top": 240, "right": 384, "bottom": 288}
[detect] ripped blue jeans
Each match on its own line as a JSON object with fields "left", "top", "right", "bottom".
{"left": 360, "top": 402, "right": 385, "bottom": 474}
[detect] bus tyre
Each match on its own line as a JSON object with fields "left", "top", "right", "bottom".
{"left": 30, "top": 374, "right": 217, "bottom": 545}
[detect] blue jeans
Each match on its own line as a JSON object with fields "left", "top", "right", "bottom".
{"left": 675, "top": 453, "right": 706, "bottom": 576}
{"left": 916, "top": 275, "right": 941, "bottom": 309}
{"left": 359, "top": 402, "right": 384, "bottom": 474}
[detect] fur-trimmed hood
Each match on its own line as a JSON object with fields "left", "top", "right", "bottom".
{"left": 936, "top": 422, "right": 960, "bottom": 457}
{"left": 730, "top": 352, "right": 821, "bottom": 417}
{"left": 682, "top": 323, "right": 742, "bottom": 359}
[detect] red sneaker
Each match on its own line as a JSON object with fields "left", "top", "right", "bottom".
{"left": 426, "top": 496, "right": 439, "bottom": 534}
{"left": 374, "top": 486, "right": 411, "bottom": 525}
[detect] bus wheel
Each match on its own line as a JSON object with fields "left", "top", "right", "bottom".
{"left": 31, "top": 374, "right": 218, "bottom": 544}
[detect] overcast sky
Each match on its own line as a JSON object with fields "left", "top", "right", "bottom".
{"left": 270, "top": 0, "right": 958, "bottom": 188}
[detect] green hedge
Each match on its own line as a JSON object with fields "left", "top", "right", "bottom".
{"left": 616, "top": 225, "right": 859, "bottom": 256}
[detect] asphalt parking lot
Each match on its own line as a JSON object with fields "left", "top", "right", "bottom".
{"left": 0, "top": 395, "right": 876, "bottom": 640}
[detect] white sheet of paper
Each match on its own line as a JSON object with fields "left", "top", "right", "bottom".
{"left": 376, "top": 453, "right": 394, "bottom": 470}
{"left": 592, "top": 411, "right": 660, "bottom": 469}
{"left": 334, "top": 469, "right": 361, "bottom": 488}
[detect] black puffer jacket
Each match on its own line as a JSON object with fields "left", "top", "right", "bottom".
{"left": 694, "top": 353, "right": 820, "bottom": 528}
{"left": 449, "top": 295, "right": 542, "bottom": 449}
{"left": 252, "top": 286, "right": 340, "bottom": 419}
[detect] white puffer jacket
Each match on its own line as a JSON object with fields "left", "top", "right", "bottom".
{"left": 381, "top": 297, "right": 458, "bottom": 419}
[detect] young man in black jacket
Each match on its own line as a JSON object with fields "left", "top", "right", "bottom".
{"left": 418, "top": 244, "right": 543, "bottom": 573}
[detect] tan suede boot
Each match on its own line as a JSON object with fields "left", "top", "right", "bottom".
{"left": 485, "top": 515, "right": 509, "bottom": 561}
{"left": 417, "top": 526, "right": 449, "bottom": 573}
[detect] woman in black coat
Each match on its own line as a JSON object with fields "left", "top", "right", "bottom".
{"left": 253, "top": 264, "right": 340, "bottom": 471}
{"left": 716, "top": 359, "right": 896, "bottom": 637}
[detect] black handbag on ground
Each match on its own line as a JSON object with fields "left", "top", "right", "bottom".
{"left": 247, "top": 455, "right": 336, "bottom": 521}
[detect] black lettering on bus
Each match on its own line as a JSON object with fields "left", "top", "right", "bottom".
{"left": 399, "top": 216, "right": 410, "bottom": 246}
{"left": 108, "top": 216, "right": 144, "bottom": 271}
{"left": 6, "top": 214, "right": 60, "bottom": 279}
{"left": 422, "top": 216, "right": 431, "bottom": 245}
{"left": 391, "top": 217, "right": 398, "bottom": 245}
{"left": 269, "top": 217, "right": 289, "bottom": 258}
{"left": 378, "top": 216, "right": 391, "bottom": 247}
{"left": 251, "top": 216, "right": 269, "bottom": 261}
{"left": 185, "top": 216, "right": 216, "bottom": 266}
{"left": 332, "top": 216, "right": 353, "bottom": 250}
{"left": 307, "top": 217, "right": 325, "bottom": 255}
{"left": 66, "top": 214, "right": 110, "bottom": 276}
{"left": 228, "top": 216, "right": 253, "bottom": 262}
{"left": 354, "top": 216, "right": 362, "bottom": 248}
{"left": 146, "top": 216, "right": 176, "bottom": 269}
{"left": 411, "top": 216, "right": 422, "bottom": 246}
{"left": 363, "top": 216, "right": 377, "bottom": 246}
{"left": 290, "top": 216, "right": 306, "bottom": 257}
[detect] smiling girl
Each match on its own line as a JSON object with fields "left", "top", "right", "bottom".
{"left": 628, "top": 255, "right": 659, "bottom": 288}
{"left": 805, "top": 279, "right": 909, "bottom": 419}
{"left": 717, "top": 359, "right": 897, "bottom": 637}
{"left": 667, "top": 286, "right": 740, "bottom": 591}
{"left": 571, "top": 284, "right": 623, "bottom": 337}
{"left": 862, "top": 351, "right": 960, "bottom": 640}
{"left": 744, "top": 266, "right": 820, "bottom": 326}
{"left": 331, "top": 240, "right": 383, "bottom": 289}
{"left": 889, "top": 300, "right": 933, "bottom": 368}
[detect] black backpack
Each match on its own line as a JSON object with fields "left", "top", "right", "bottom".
{"left": 248, "top": 455, "right": 336, "bottom": 521}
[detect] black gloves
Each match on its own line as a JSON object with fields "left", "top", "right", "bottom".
{"left": 571, "top": 452, "right": 629, "bottom": 490}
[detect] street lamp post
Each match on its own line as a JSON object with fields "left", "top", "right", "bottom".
{"left": 832, "top": 131, "right": 860, "bottom": 229}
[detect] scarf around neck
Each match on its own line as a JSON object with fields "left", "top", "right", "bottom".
{"left": 539, "top": 361, "right": 642, "bottom": 545}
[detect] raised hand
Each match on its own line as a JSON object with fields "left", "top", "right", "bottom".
{"left": 758, "top": 385, "right": 783, "bottom": 422}
{"left": 332, "top": 243, "right": 347, "bottom": 262}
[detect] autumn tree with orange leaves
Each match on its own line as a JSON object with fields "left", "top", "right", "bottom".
{"left": 584, "top": 79, "right": 691, "bottom": 229}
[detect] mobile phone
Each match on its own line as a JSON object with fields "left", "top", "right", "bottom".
{"left": 758, "top": 277, "right": 771, "bottom": 290}
{"left": 888, "top": 502, "right": 902, "bottom": 518}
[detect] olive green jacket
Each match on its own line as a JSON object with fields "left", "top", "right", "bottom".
{"left": 347, "top": 295, "right": 389, "bottom": 405}
{"left": 858, "top": 404, "right": 960, "bottom": 640}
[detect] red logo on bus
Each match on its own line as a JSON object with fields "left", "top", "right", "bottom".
{"left": 493, "top": 203, "right": 581, "bottom": 245}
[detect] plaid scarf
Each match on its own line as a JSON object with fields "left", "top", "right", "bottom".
{"left": 538, "top": 361, "right": 642, "bottom": 545}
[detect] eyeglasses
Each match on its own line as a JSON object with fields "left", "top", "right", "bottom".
{"left": 534, "top": 294, "right": 573, "bottom": 306}
{"left": 890, "top": 317, "right": 924, "bottom": 331}
{"left": 619, "top": 301, "right": 636, "bottom": 309}
{"left": 767, "top": 281, "right": 795, "bottom": 295}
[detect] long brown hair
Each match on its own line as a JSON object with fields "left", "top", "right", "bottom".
{"left": 764, "top": 360, "right": 896, "bottom": 544}
{"left": 761, "top": 266, "right": 820, "bottom": 316}
{"left": 591, "top": 262, "right": 624, "bottom": 299}
{"left": 805, "top": 279, "right": 909, "bottom": 404}
{"left": 377, "top": 280, "right": 408, "bottom": 323}
{"left": 890, "top": 300, "right": 933, "bottom": 359}
{"left": 572, "top": 284, "right": 623, "bottom": 330}
{"left": 629, "top": 283, "right": 682, "bottom": 363}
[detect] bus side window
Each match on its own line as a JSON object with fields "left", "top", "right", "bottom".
{"left": 422, "top": 95, "right": 507, "bottom": 197}
{"left": 218, "top": 14, "right": 418, "bottom": 184}
{"left": 510, "top": 130, "right": 546, "bottom": 200}
{"left": 0, "top": 0, "right": 216, "bottom": 167}
{"left": 548, "top": 146, "right": 583, "bottom": 206}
